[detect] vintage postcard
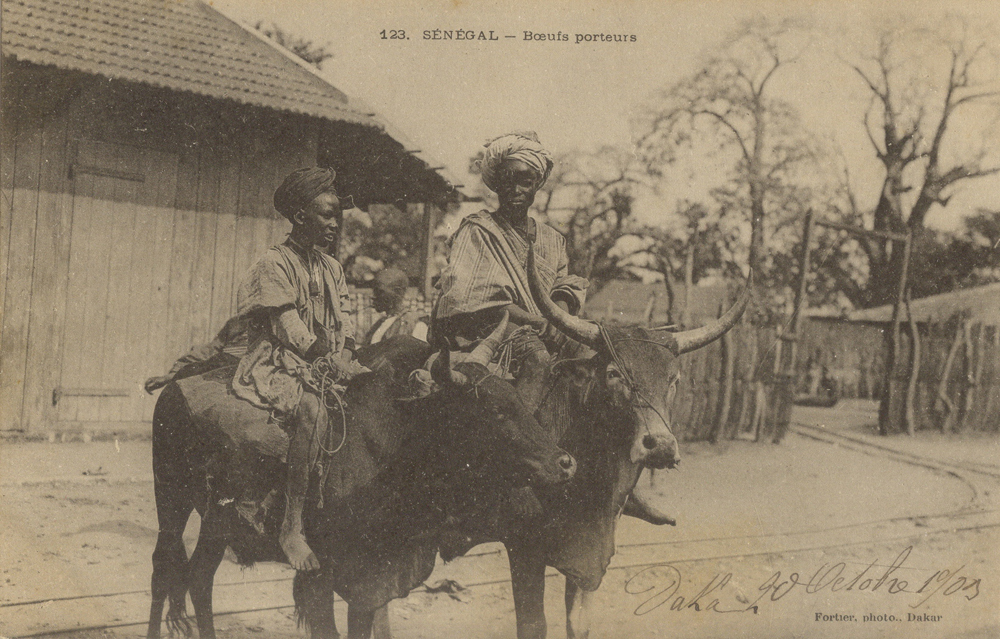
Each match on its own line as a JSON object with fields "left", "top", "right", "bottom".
{"left": 1, "top": 0, "right": 998, "bottom": 637}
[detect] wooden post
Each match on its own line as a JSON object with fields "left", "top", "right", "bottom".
{"left": 420, "top": 202, "right": 438, "bottom": 302}
{"left": 878, "top": 229, "right": 913, "bottom": 435}
{"left": 681, "top": 234, "right": 694, "bottom": 328}
{"left": 772, "top": 209, "right": 814, "bottom": 443}
{"left": 642, "top": 294, "right": 656, "bottom": 327}
{"left": 903, "top": 291, "right": 920, "bottom": 436}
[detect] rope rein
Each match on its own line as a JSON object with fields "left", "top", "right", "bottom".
{"left": 303, "top": 355, "right": 352, "bottom": 508}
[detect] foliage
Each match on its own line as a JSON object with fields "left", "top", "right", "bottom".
{"left": 340, "top": 204, "right": 426, "bottom": 285}
{"left": 254, "top": 21, "right": 334, "bottom": 69}
{"left": 634, "top": 17, "right": 820, "bottom": 280}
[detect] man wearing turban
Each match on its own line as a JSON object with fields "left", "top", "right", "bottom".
{"left": 146, "top": 167, "right": 364, "bottom": 571}
{"left": 434, "top": 132, "right": 589, "bottom": 413}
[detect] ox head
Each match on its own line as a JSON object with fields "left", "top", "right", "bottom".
{"left": 528, "top": 244, "right": 751, "bottom": 470}
{"left": 429, "top": 313, "right": 577, "bottom": 488}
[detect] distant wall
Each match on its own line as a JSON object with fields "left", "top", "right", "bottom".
{"left": 798, "top": 318, "right": 886, "bottom": 400}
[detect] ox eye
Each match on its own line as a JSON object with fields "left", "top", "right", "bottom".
{"left": 606, "top": 368, "right": 622, "bottom": 380}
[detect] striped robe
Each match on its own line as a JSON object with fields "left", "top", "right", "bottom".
{"left": 433, "top": 211, "right": 586, "bottom": 343}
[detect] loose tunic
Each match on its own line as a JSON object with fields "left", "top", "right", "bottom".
{"left": 232, "top": 239, "right": 355, "bottom": 414}
{"left": 433, "top": 211, "right": 586, "bottom": 344}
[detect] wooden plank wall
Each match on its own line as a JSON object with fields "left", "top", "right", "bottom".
{"left": 0, "top": 68, "right": 321, "bottom": 432}
{"left": 0, "top": 69, "right": 45, "bottom": 432}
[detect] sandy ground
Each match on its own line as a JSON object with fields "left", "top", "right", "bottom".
{"left": 1, "top": 405, "right": 998, "bottom": 639}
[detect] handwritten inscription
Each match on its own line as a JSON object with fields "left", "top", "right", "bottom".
{"left": 624, "top": 546, "right": 981, "bottom": 617}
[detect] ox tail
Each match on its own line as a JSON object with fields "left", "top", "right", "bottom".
{"left": 292, "top": 571, "right": 315, "bottom": 633}
{"left": 292, "top": 570, "right": 339, "bottom": 636}
{"left": 164, "top": 601, "right": 193, "bottom": 638}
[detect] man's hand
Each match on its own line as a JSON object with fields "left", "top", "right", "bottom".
{"left": 144, "top": 375, "right": 172, "bottom": 394}
{"left": 322, "top": 353, "right": 371, "bottom": 382}
{"left": 304, "top": 332, "right": 331, "bottom": 361}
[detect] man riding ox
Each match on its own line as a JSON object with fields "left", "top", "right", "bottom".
{"left": 432, "top": 131, "right": 672, "bottom": 526}
{"left": 145, "top": 166, "right": 581, "bottom": 639}
{"left": 145, "top": 167, "right": 367, "bottom": 572}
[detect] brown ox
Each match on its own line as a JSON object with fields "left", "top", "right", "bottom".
{"left": 490, "top": 242, "right": 752, "bottom": 639}
{"left": 270, "top": 246, "right": 749, "bottom": 639}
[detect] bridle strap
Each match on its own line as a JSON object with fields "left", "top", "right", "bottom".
{"left": 597, "top": 324, "right": 676, "bottom": 437}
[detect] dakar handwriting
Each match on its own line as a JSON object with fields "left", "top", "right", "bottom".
{"left": 624, "top": 547, "right": 981, "bottom": 616}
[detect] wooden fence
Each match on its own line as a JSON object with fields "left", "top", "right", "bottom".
{"left": 670, "top": 322, "right": 778, "bottom": 442}
{"left": 349, "top": 293, "right": 1000, "bottom": 438}
{"left": 890, "top": 317, "right": 1000, "bottom": 433}
{"left": 667, "top": 313, "right": 1000, "bottom": 441}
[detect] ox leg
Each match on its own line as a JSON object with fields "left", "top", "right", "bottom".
{"left": 146, "top": 498, "right": 193, "bottom": 639}
{"left": 507, "top": 543, "right": 548, "bottom": 639}
{"left": 347, "top": 605, "right": 376, "bottom": 639}
{"left": 187, "top": 515, "right": 228, "bottom": 639}
{"left": 148, "top": 386, "right": 197, "bottom": 639}
{"left": 372, "top": 604, "right": 392, "bottom": 639}
{"left": 564, "top": 579, "right": 594, "bottom": 639}
{"left": 293, "top": 569, "right": 340, "bottom": 639}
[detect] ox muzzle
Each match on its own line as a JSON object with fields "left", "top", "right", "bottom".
{"left": 629, "top": 407, "right": 680, "bottom": 470}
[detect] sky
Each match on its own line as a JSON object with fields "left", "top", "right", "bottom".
{"left": 214, "top": 0, "right": 1000, "bottom": 232}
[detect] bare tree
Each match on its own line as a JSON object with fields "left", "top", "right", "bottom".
{"left": 845, "top": 15, "right": 1000, "bottom": 307}
{"left": 620, "top": 201, "right": 746, "bottom": 324}
{"left": 535, "top": 146, "right": 645, "bottom": 286}
{"left": 636, "top": 17, "right": 817, "bottom": 279}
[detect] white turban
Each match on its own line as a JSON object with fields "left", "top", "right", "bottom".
{"left": 478, "top": 131, "right": 554, "bottom": 193}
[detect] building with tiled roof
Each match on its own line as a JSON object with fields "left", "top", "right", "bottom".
{"left": 0, "top": 0, "right": 460, "bottom": 432}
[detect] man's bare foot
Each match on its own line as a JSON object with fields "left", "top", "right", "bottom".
{"left": 280, "top": 529, "right": 320, "bottom": 571}
{"left": 281, "top": 494, "right": 320, "bottom": 571}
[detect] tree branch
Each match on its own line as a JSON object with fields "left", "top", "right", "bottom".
{"left": 693, "top": 109, "right": 753, "bottom": 164}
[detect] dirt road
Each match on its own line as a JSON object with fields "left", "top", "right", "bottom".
{"left": 2, "top": 408, "right": 997, "bottom": 639}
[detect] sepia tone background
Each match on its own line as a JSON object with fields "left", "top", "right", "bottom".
{"left": 1, "top": 0, "right": 999, "bottom": 637}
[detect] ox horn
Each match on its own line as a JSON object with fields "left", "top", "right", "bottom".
{"left": 468, "top": 310, "right": 509, "bottom": 366}
{"left": 527, "top": 241, "right": 602, "bottom": 348}
{"left": 672, "top": 270, "right": 753, "bottom": 354}
{"left": 430, "top": 348, "right": 469, "bottom": 387}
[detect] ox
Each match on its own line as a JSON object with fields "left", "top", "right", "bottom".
{"left": 146, "top": 316, "right": 577, "bottom": 639}
{"left": 492, "top": 243, "right": 752, "bottom": 639}
{"left": 293, "top": 244, "right": 751, "bottom": 639}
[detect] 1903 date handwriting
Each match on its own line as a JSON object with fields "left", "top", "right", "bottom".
{"left": 624, "top": 546, "right": 981, "bottom": 616}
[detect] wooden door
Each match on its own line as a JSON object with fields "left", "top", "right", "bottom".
{"left": 56, "top": 139, "right": 180, "bottom": 426}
